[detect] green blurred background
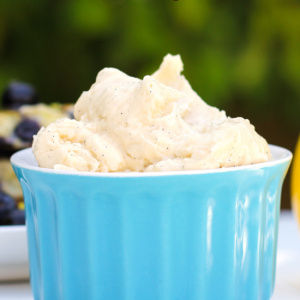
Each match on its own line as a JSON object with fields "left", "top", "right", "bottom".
{"left": 0, "top": 0, "right": 299, "bottom": 208}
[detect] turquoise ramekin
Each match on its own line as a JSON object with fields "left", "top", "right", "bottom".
{"left": 11, "top": 145, "right": 292, "bottom": 300}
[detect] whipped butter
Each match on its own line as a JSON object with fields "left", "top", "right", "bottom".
{"left": 32, "top": 54, "right": 272, "bottom": 172}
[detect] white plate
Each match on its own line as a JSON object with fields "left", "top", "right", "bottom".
{"left": 0, "top": 226, "right": 29, "bottom": 281}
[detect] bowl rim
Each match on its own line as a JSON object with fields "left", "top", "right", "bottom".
{"left": 11, "top": 145, "right": 292, "bottom": 178}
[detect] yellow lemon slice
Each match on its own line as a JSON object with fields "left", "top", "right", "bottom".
{"left": 291, "top": 135, "right": 300, "bottom": 225}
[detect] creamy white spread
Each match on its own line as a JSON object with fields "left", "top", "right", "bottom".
{"left": 32, "top": 54, "right": 272, "bottom": 172}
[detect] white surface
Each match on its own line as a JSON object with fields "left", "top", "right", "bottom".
{"left": 0, "top": 211, "right": 300, "bottom": 300}
{"left": 0, "top": 226, "right": 29, "bottom": 281}
{"left": 0, "top": 282, "right": 32, "bottom": 300}
{"left": 272, "top": 211, "right": 300, "bottom": 300}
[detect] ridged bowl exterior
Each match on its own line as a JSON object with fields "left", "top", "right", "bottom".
{"left": 12, "top": 147, "right": 291, "bottom": 300}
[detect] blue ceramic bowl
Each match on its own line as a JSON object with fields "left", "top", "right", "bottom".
{"left": 11, "top": 145, "right": 292, "bottom": 300}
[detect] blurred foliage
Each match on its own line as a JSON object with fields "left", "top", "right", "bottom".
{"left": 0, "top": 0, "right": 300, "bottom": 129}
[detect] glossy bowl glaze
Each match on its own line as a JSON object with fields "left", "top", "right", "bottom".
{"left": 11, "top": 145, "right": 292, "bottom": 300}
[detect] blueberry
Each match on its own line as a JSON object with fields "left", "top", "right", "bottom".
{"left": 9, "top": 209, "right": 25, "bottom": 225}
{"left": 0, "top": 138, "right": 17, "bottom": 158}
{"left": 2, "top": 82, "right": 39, "bottom": 110}
{"left": 68, "top": 112, "right": 75, "bottom": 119}
{"left": 14, "top": 119, "right": 40, "bottom": 143}
{"left": 0, "top": 191, "right": 16, "bottom": 225}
